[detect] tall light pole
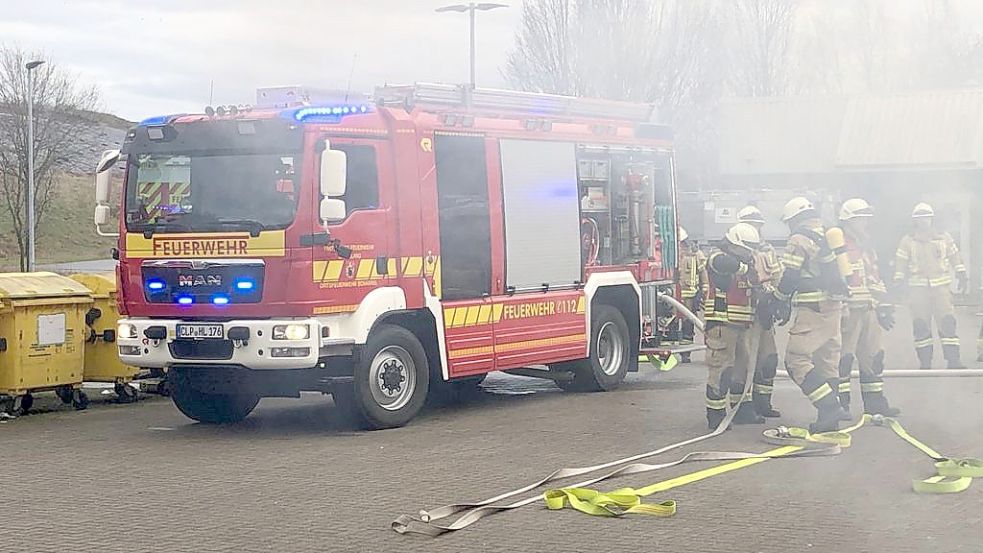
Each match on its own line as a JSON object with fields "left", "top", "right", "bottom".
{"left": 25, "top": 60, "right": 45, "bottom": 272}
{"left": 436, "top": 3, "right": 508, "bottom": 89}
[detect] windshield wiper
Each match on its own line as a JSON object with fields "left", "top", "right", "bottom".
{"left": 213, "top": 217, "right": 265, "bottom": 237}
{"left": 141, "top": 220, "right": 192, "bottom": 238}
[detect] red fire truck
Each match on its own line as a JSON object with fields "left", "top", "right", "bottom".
{"left": 93, "top": 83, "right": 682, "bottom": 429}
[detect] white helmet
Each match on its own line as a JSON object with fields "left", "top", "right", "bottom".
{"left": 839, "top": 198, "right": 874, "bottom": 221}
{"left": 912, "top": 202, "right": 935, "bottom": 218}
{"left": 737, "top": 205, "right": 766, "bottom": 225}
{"left": 725, "top": 222, "right": 762, "bottom": 252}
{"left": 678, "top": 226, "right": 689, "bottom": 242}
{"left": 782, "top": 197, "right": 816, "bottom": 222}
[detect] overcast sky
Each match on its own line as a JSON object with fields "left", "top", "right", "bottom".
{"left": 1, "top": 0, "right": 523, "bottom": 121}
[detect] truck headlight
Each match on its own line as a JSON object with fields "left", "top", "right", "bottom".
{"left": 118, "top": 323, "right": 138, "bottom": 339}
{"left": 273, "top": 324, "right": 310, "bottom": 340}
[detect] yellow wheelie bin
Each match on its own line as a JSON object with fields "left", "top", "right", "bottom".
{"left": 70, "top": 273, "right": 142, "bottom": 402}
{"left": 0, "top": 272, "right": 92, "bottom": 415}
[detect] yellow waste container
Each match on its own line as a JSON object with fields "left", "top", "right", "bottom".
{"left": 69, "top": 273, "right": 142, "bottom": 402}
{"left": 0, "top": 272, "right": 92, "bottom": 414}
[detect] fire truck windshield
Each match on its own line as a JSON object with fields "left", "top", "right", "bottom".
{"left": 123, "top": 151, "right": 300, "bottom": 235}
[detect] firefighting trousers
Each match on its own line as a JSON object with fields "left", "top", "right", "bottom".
{"left": 750, "top": 320, "right": 778, "bottom": 402}
{"left": 908, "top": 286, "right": 960, "bottom": 367}
{"left": 785, "top": 300, "right": 842, "bottom": 410}
{"left": 840, "top": 306, "right": 889, "bottom": 410}
{"left": 680, "top": 297, "right": 699, "bottom": 344}
{"left": 705, "top": 323, "right": 752, "bottom": 419}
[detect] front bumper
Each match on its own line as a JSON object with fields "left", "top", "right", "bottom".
{"left": 116, "top": 317, "right": 352, "bottom": 370}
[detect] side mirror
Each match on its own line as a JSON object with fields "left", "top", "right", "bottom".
{"left": 94, "top": 205, "right": 112, "bottom": 226}
{"left": 95, "top": 149, "right": 121, "bottom": 204}
{"left": 320, "top": 198, "right": 347, "bottom": 224}
{"left": 320, "top": 149, "right": 347, "bottom": 197}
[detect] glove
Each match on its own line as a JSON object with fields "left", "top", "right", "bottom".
{"left": 756, "top": 295, "right": 775, "bottom": 330}
{"left": 876, "top": 304, "right": 896, "bottom": 331}
{"left": 774, "top": 296, "right": 792, "bottom": 326}
{"left": 957, "top": 272, "right": 969, "bottom": 294}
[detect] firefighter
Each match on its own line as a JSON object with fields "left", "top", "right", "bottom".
{"left": 761, "top": 197, "right": 850, "bottom": 433}
{"left": 893, "top": 203, "right": 968, "bottom": 369}
{"left": 737, "top": 205, "right": 782, "bottom": 418}
{"left": 836, "top": 199, "right": 900, "bottom": 416}
{"left": 703, "top": 222, "right": 765, "bottom": 430}
{"left": 677, "top": 226, "right": 707, "bottom": 363}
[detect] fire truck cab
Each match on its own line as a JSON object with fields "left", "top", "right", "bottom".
{"left": 94, "top": 83, "right": 681, "bottom": 429}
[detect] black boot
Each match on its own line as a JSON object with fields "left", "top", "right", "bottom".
{"left": 753, "top": 393, "right": 781, "bottom": 418}
{"left": 916, "top": 346, "right": 933, "bottom": 370}
{"left": 862, "top": 393, "right": 900, "bottom": 417}
{"left": 734, "top": 402, "right": 765, "bottom": 425}
{"left": 809, "top": 397, "right": 849, "bottom": 434}
{"left": 707, "top": 408, "right": 728, "bottom": 431}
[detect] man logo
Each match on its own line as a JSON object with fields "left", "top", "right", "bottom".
{"left": 178, "top": 274, "right": 222, "bottom": 287}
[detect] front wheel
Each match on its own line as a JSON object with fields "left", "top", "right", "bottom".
{"left": 169, "top": 370, "right": 258, "bottom": 424}
{"left": 334, "top": 324, "right": 429, "bottom": 430}
{"left": 556, "top": 304, "right": 632, "bottom": 392}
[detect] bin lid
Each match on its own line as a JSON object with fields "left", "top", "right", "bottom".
{"left": 0, "top": 272, "right": 93, "bottom": 299}
{"left": 69, "top": 273, "right": 117, "bottom": 298}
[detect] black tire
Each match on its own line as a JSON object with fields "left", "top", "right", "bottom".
{"left": 333, "top": 324, "right": 430, "bottom": 430}
{"left": 55, "top": 386, "right": 74, "bottom": 405}
{"left": 170, "top": 373, "right": 258, "bottom": 424}
{"left": 115, "top": 382, "right": 138, "bottom": 403}
{"left": 72, "top": 390, "right": 90, "bottom": 411}
{"left": 19, "top": 393, "right": 34, "bottom": 415}
{"left": 556, "top": 304, "right": 632, "bottom": 392}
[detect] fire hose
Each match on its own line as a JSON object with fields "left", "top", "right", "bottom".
{"left": 392, "top": 296, "right": 748, "bottom": 537}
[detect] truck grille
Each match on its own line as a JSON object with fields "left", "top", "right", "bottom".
{"left": 141, "top": 260, "right": 265, "bottom": 304}
{"left": 169, "top": 339, "right": 235, "bottom": 360}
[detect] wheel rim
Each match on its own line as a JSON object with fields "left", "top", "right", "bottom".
{"left": 368, "top": 346, "right": 417, "bottom": 411}
{"left": 596, "top": 321, "right": 625, "bottom": 376}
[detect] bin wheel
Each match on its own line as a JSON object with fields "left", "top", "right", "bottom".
{"left": 0, "top": 398, "right": 14, "bottom": 415}
{"left": 72, "top": 390, "right": 90, "bottom": 411}
{"left": 115, "top": 382, "right": 138, "bottom": 403}
{"left": 55, "top": 387, "right": 74, "bottom": 405}
{"left": 17, "top": 394, "right": 34, "bottom": 415}
{"left": 155, "top": 379, "right": 171, "bottom": 397}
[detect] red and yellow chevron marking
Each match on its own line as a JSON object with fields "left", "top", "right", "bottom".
{"left": 312, "top": 304, "right": 360, "bottom": 315}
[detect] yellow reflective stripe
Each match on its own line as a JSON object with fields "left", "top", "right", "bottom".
{"left": 808, "top": 383, "right": 833, "bottom": 403}
{"left": 861, "top": 382, "right": 884, "bottom": 393}
{"left": 838, "top": 382, "right": 851, "bottom": 393}
{"left": 753, "top": 384, "right": 773, "bottom": 395}
{"left": 783, "top": 254, "right": 805, "bottom": 269}
{"left": 914, "top": 338, "right": 934, "bottom": 348}
{"left": 940, "top": 338, "right": 961, "bottom": 346}
{"left": 728, "top": 392, "right": 751, "bottom": 405}
{"left": 705, "top": 397, "right": 728, "bottom": 410}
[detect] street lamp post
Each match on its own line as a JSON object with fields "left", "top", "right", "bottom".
{"left": 25, "top": 60, "right": 45, "bottom": 272}
{"left": 436, "top": 3, "right": 508, "bottom": 89}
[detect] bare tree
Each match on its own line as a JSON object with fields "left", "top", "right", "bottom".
{"left": 0, "top": 46, "right": 99, "bottom": 271}
{"left": 725, "top": 0, "right": 803, "bottom": 97}
{"left": 504, "top": 0, "right": 721, "bottom": 115}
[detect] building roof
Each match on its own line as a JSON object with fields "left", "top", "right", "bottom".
{"left": 720, "top": 89, "right": 983, "bottom": 174}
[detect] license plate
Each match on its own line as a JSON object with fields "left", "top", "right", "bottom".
{"left": 176, "top": 324, "right": 224, "bottom": 339}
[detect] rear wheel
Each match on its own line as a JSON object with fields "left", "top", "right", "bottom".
{"left": 556, "top": 305, "right": 632, "bottom": 392}
{"left": 333, "top": 324, "right": 429, "bottom": 430}
{"left": 169, "top": 369, "right": 258, "bottom": 424}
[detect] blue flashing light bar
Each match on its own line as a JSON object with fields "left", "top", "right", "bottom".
{"left": 282, "top": 104, "right": 371, "bottom": 123}
{"left": 138, "top": 113, "right": 186, "bottom": 126}
{"left": 235, "top": 279, "right": 255, "bottom": 291}
{"left": 176, "top": 296, "right": 194, "bottom": 305}
{"left": 146, "top": 279, "right": 166, "bottom": 292}
{"left": 212, "top": 295, "right": 230, "bottom": 306}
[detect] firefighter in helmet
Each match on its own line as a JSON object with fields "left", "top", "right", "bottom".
{"left": 703, "top": 222, "right": 765, "bottom": 430}
{"left": 836, "top": 199, "right": 900, "bottom": 416}
{"left": 737, "top": 205, "right": 782, "bottom": 418}
{"left": 761, "top": 197, "right": 850, "bottom": 433}
{"left": 677, "top": 226, "right": 707, "bottom": 363}
{"left": 893, "top": 203, "right": 968, "bottom": 369}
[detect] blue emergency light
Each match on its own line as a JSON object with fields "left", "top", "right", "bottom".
{"left": 235, "top": 279, "right": 256, "bottom": 291}
{"left": 212, "top": 295, "right": 230, "bottom": 306}
{"left": 176, "top": 296, "right": 194, "bottom": 305}
{"left": 146, "top": 279, "right": 166, "bottom": 292}
{"left": 284, "top": 104, "right": 371, "bottom": 123}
